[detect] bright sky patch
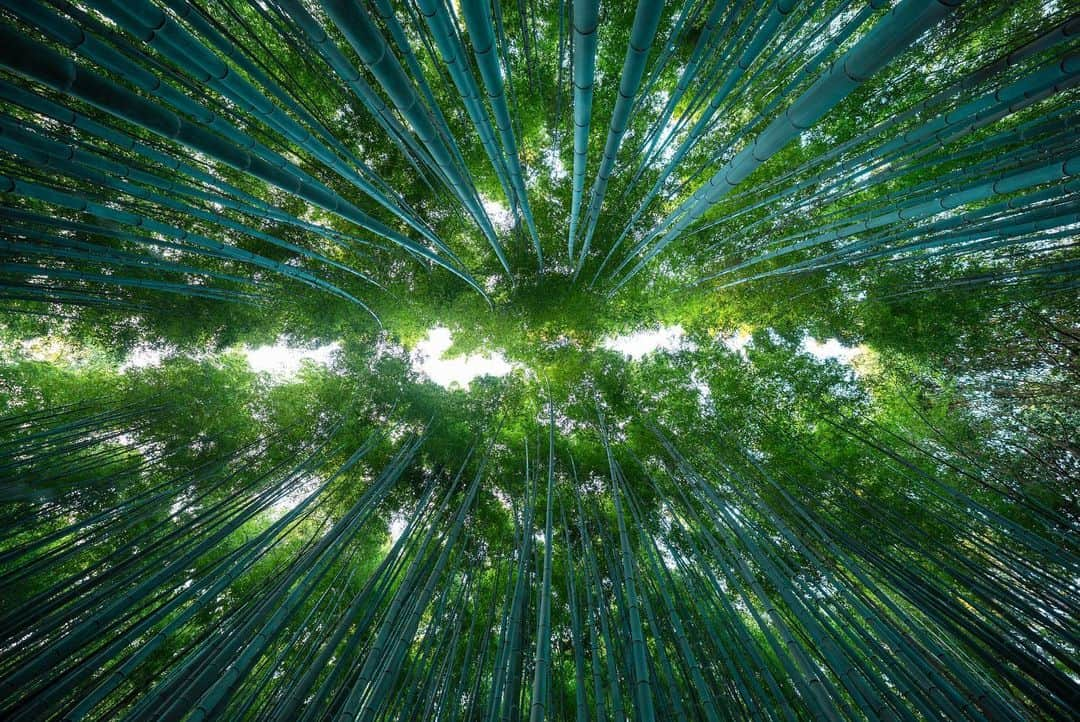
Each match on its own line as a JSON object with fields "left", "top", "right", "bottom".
{"left": 243, "top": 341, "right": 340, "bottom": 378}
{"left": 800, "top": 337, "right": 862, "bottom": 365}
{"left": 602, "top": 325, "right": 686, "bottom": 360}
{"left": 412, "top": 327, "right": 514, "bottom": 388}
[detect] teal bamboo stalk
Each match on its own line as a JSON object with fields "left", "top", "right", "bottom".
{"left": 573, "top": 0, "right": 665, "bottom": 278}
{"left": 611, "top": 0, "right": 964, "bottom": 292}
{"left": 527, "top": 401, "right": 555, "bottom": 721}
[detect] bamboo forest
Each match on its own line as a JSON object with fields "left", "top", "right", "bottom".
{"left": 1, "top": 0, "right": 1079, "bottom": 719}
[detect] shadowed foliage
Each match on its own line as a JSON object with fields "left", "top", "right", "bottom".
{"left": 0, "top": 1, "right": 1077, "bottom": 720}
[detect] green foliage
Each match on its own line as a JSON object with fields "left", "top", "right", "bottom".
{"left": 0, "top": 0, "right": 1077, "bottom": 720}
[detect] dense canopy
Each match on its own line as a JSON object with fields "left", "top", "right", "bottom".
{"left": 0, "top": 0, "right": 1077, "bottom": 720}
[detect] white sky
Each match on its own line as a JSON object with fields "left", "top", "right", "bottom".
{"left": 412, "top": 326, "right": 514, "bottom": 388}
{"left": 119, "top": 344, "right": 167, "bottom": 371}
{"left": 543, "top": 146, "right": 568, "bottom": 181}
{"left": 480, "top": 195, "right": 515, "bottom": 234}
{"left": 800, "top": 337, "right": 862, "bottom": 365}
{"left": 721, "top": 329, "right": 752, "bottom": 358}
{"left": 719, "top": 331, "right": 862, "bottom": 366}
{"left": 113, "top": 329, "right": 862, "bottom": 386}
{"left": 602, "top": 325, "right": 686, "bottom": 360}
{"left": 243, "top": 341, "right": 339, "bottom": 378}
{"left": 267, "top": 475, "right": 322, "bottom": 520}
{"left": 388, "top": 513, "right": 408, "bottom": 544}
{"left": 120, "top": 339, "right": 340, "bottom": 380}
{"left": 600, "top": 327, "right": 861, "bottom": 367}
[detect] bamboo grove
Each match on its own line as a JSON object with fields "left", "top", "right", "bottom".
{"left": 0, "top": 0, "right": 1077, "bottom": 720}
